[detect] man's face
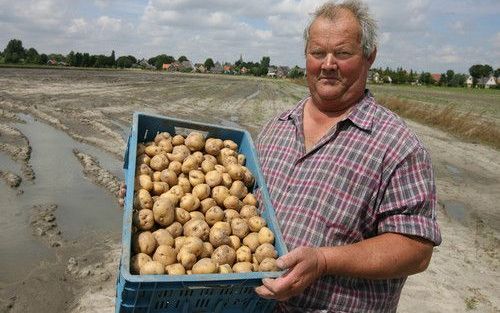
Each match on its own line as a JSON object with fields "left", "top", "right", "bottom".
{"left": 306, "top": 12, "right": 375, "bottom": 111}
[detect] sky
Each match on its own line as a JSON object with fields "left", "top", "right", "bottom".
{"left": 0, "top": 0, "right": 499, "bottom": 74}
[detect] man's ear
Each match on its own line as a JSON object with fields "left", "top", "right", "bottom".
{"left": 367, "top": 47, "right": 377, "bottom": 66}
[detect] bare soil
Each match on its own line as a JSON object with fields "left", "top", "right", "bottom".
{"left": 0, "top": 68, "right": 498, "bottom": 313}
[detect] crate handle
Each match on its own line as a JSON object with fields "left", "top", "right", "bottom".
{"left": 123, "top": 133, "right": 131, "bottom": 170}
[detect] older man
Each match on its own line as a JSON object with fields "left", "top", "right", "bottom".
{"left": 254, "top": 1, "right": 441, "bottom": 312}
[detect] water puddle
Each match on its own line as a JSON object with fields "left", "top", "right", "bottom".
{"left": 0, "top": 114, "right": 124, "bottom": 283}
{"left": 441, "top": 200, "right": 468, "bottom": 223}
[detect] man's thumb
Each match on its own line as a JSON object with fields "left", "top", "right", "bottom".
{"left": 276, "top": 247, "right": 302, "bottom": 269}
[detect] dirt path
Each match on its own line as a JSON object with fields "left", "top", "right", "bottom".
{"left": 0, "top": 68, "right": 498, "bottom": 313}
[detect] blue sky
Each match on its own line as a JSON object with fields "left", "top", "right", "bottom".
{"left": 0, "top": 0, "right": 498, "bottom": 74}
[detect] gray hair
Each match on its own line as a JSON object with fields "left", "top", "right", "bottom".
{"left": 303, "top": 0, "right": 378, "bottom": 58}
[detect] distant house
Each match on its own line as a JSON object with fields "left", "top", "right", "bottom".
{"left": 138, "top": 59, "right": 155, "bottom": 70}
{"left": 477, "top": 76, "right": 497, "bottom": 89}
{"left": 466, "top": 76, "right": 473, "bottom": 88}
{"left": 223, "top": 65, "right": 233, "bottom": 74}
{"left": 194, "top": 63, "right": 206, "bottom": 73}
{"left": 267, "top": 66, "right": 277, "bottom": 78}
{"left": 276, "top": 66, "right": 290, "bottom": 78}
{"left": 162, "top": 63, "right": 171, "bottom": 70}
{"left": 384, "top": 75, "right": 392, "bottom": 84}
{"left": 431, "top": 73, "right": 441, "bottom": 84}
{"left": 240, "top": 67, "right": 248, "bottom": 74}
{"left": 180, "top": 60, "right": 193, "bottom": 71}
{"left": 210, "top": 62, "right": 223, "bottom": 74}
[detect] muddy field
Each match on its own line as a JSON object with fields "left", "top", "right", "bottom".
{"left": 0, "top": 68, "right": 498, "bottom": 313}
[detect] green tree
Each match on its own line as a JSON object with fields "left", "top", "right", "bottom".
{"left": 178, "top": 55, "right": 188, "bottom": 62}
{"left": 116, "top": 56, "right": 133, "bottom": 68}
{"left": 82, "top": 53, "right": 90, "bottom": 67}
{"left": 288, "top": 66, "right": 304, "bottom": 78}
{"left": 25, "top": 47, "right": 39, "bottom": 64}
{"left": 127, "top": 55, "right": 137, "bottom": 64}
{"left": 494, "top": 68, "right": 500, "bottom": 78}
{"left": 204, "top": 58, "right": 215, "bottom": 70}
{"left": 67, "top": 51, "right": 76, "bottom": 66}
{"left": 75, "top": 52, "right": 83, "bottom": 67}
{"left": 110, "top": 50, "right": 116, "bottom": 67}
{"left": 3, "top": 39, "right": 25, "bottom": 63}
{"left": 445, "top": 70, "right": 455, "bottom": 86}
{"left": 39, "top": 53, "right": 48, "bottom": 65}
{"left": 154, "top": 54, "right": 175, "bottom": 70}
{"left": 419, "top": 72, "right": 434, "bottom": 85}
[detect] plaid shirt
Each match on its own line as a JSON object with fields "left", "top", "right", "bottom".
{"left": 256, "top": 91, "right": 441, "bottom": 313}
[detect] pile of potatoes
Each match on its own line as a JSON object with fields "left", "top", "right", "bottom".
{"left": 131, "top": 131, "right": 279, "bottom": 275}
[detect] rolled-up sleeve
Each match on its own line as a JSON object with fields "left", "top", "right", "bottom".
{"left": 377, "top": 147, "right": 442, "bottom": 245}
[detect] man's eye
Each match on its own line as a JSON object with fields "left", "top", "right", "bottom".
{"left": 310, "top": 51, "right": 325, "bottom": 58}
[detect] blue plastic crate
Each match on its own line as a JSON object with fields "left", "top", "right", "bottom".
{"left": 116, "top": 112, "right": 288, "bottom": 313}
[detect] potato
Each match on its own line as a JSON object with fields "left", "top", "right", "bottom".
{"left": 200, "top": 242, "right": 214, "bottom": 258}
{"left": 189, "top": 170, "right": 205, "bottom": 186}
{"left": 192, "top": 184, "right": 210, "bottom": 201}
{"left": 221, "top": 173, "right": 233, "bottom": 188}
{"left": 145, "top": 145, "right": 162, "bottom": 157}
{"left": 205, "top": 206, "right": 224, "bottom": 226}
{"left": 137, "top": 175, "right": 153, "bottom": 191}
{"left": 174, "top": 236, "right": 187, "bottom": 251}
{"left": 200, "top": 197, "right": 217, "bottom": 214}
{"left": 248, "top": 216, "right": 266, "bottom": 232}
{"left": 223, "top": 195, "right": 242, "bottom": 211}
{"left": 211, "top": 245, "right": 236, "bottom": 266}
{"left": 137, "top": 143, "right": 146, "bottom": 156}
{"left": 172, "top": 134, "right": 185, "bottom": 146}
{"left": 166, "top": 221, "right": 183, "bottom": 238}
{"left": 229, "top": 235, "right": 241, "bottom": 250}
{"left": 237, "top": 154, "right": 246, "bottom": 165}
{"left": 133, "top": 231, "right": 157, "bottom": 255}
{"left": 242, "top": 233, "right": 260, "bottom": 252}
{"left": 154, "top": 131, "right": 171, "bottom": 143}
{"left": 192, "top": 258, "right": 217, "bottom": 274}
{"left": 192, "top": 151, "right": 204, "bottom": 164}
{"left": 137, "top": 154, "right": 151, "bottom": 166}
{"left": 231, "top": 218, "right": 249, "bottom": 239}
{"left": 205, "top": 138, "right": 223, "bottom": 156}
{"left": 241, "top": 166, "right": 255, "bottom": 188}
{"left": 185, "top": 132, "right": 205, "bottom": 152}
{"left": 140, "top": 260, "right": 165, "bottom": 275}
{"left": 167, "top": 185, "right": 185, "bottom": 202}
{"left": 189, "top": 211, "right": 205, "bottom": 220}
{"left": 214, "top": 164, "right": 226, "bottom": 174}
{"left": 229, "top": 181, "right": 248, "bottom": 199}
{"left": 136, "top": 189, "right": 153, "bottom": 210}
{"left": 133, "top": 209, "right": 155, "bottom": 230}
{"left": 152, "top": 198, "right": 176, "bottom": 226}
{"left": 218, "top": 264, "right": 233, "bottom": 274}
{"left": 152, "top": 182, "right": 169, "bottom": 196}
{"left": 183, "top": 219, "right": 210, "bottom": 241}
{"left": 167, "top": 145, "right": 190, "bottom": 162}
{"left": 212, "top": 221, "right": 232, "bottom": 235}
{"left": 153, "top": 245, "right": 177, "bottom": 266}
{"left": 205, "top": 170, "right": 222, "bottom": 187}
{"left": 181, "top": 155, "right": 199, "bottom": 174}
{"left": 204, "top": 154, "right": 217, "bottom": 164}
{"left": 177, "top": 249, "right": 197, "bottom": 270}
{"left": 180, "top": 193, "right": 200, "bottom": 212}
{"left": 223, "top": 140, "right": 238, "bottom": 151}
{"left": 175, "top": 207, "right": 191, "bottom": 224}
{"left": 242, "top": 193, "right": 258, "bottom": 206}
{"left": 160, "top": 169, "right": 178, "bottom": 186}
{"left": 153, "top": 229, "right": 174, "bottom": 246}
{"left": 254, "top": 243, "right": 278, "bottom": 263}
{"left": 131, "top": 253, "right": 152, "bottom": 274}
{"left": 152, "top": 171, "right": 162, "bottom": 182}
{"left": 136, "top": 163, "right": 153, "bottom": 176}
{"left": 224, "top": 209, "right": 240, "bottom": 223}
{"left": 167, "top": 160, "right": 182, "bottom": 176}
{"left": 209, "top": 227, "right": 231, "bottom": 248}
{"left": 180, "top": 236, "right": 204, "bottom": 256}
{"left": 201, "top": 159, "right": 216, "bottom": 174}
{"left": 166, "top": 263, "right": 186, "bottom": 275}
{"left": 258, "top": 227, "right": 275, "bottom": 245}
{"left": 239, "top": 205, "right": 258, "bottom": 220}
{"left": 158, "top": 138, "right": 173, "bottom": 153}
{"left": 212, "top": 186, "right": 230, "bottom": 206}
{"left": 259, "top": 258, "right": 279, "bottom": 272}
{"left": 159, "top": 192, "right": 179, "bottom": 206}
{"left": 177, "top": 176, "right": 192, "bottom": 194}
{"left": 150, "top": 154, "right": 169, "bottom": 171}
{"left": 222, "top": 155, "right": 237, "bottom": 166}
{"left": 226, "top": 164, "right": 244, "bottom": 181}
{"left": 236, "top": 245, "right": 252, "bottom": 263}
{"left": 232, "top": 262, "right": 253, "bottom": 273}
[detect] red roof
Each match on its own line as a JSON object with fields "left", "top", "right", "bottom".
{"left": 431, "top": 73, "right": 441, "bottom": 82}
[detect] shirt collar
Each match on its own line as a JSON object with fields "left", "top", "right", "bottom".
{"left": 278, "top": 90, "right": 375, "bottom": 132}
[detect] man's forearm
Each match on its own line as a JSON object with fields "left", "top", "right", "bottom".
{"left": 319, "top": 232, "right": 434, "bottom": 279}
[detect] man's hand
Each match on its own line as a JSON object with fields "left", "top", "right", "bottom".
{"left": 118, "top": 182, "right": 126, "bottom": 207}
{"left": 255, "top": 246, "right": 327, "bottom": 301}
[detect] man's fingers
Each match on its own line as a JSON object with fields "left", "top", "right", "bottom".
{"left": 254, "top": 285, "right": 275, "bottom": 299}
{"left": 277, "top": 247, "right": 304, "bottom": 269}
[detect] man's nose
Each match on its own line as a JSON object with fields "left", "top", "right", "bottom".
{"left": 321, "top": 53, "right": 337, "bottom": 70}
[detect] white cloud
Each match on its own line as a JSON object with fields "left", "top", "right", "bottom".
{"left": 67, "top": 18, "right": 88, "bottom": 35}
{"left": 97, "top": 16, "right": 122, "bottom": 32}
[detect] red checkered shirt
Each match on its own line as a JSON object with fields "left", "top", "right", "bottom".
{"left": 256, "top": 91, "right": 441, "bottom": 313}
